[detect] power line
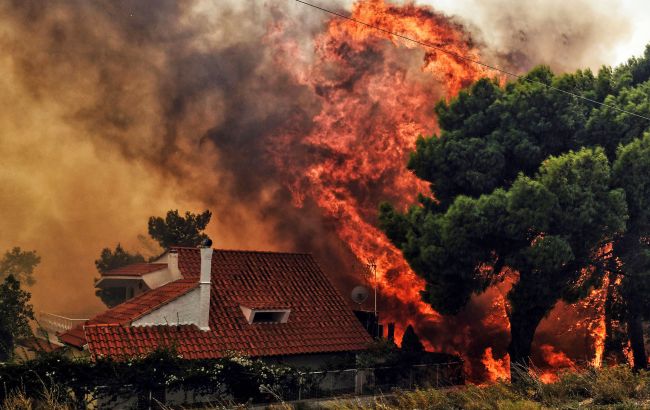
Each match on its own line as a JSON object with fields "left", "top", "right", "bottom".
{"left": 294, "top": 0, "right": 650, "bottom": 122}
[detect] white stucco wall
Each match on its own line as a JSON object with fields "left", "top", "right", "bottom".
{"left": 132, "top": 288, "right": 200, "bottom": 326}
{"left": 141, "top": 267, "right": 183, "bottom": 289}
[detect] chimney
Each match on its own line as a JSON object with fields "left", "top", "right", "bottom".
{"left": 199, "top": 239, "right": 213, "bottom": 331}
{"left": 168, "top": 249, "right": 181, "bottom": 279}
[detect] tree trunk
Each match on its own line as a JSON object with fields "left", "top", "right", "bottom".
{"left": 508, "top": 305, "right": 549, "bottom": 381}
{"left": 604, "top": 277, "right": 624, "bottom": 360}
{"left": 627, "top": 300, "right": 647, "bottom": 370}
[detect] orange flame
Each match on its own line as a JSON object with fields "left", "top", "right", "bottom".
{"left": 589, "top": 272, "right": 612, "bottom": 368}
{"left": 482, "top": 348, "right": 510, "bottom": 382}
{"left": 540, "top": 344, "right": 575, "bottom": 369}
{"left": 270, "top": 0, "right": 486, "bottom": 347}
{"left": 539, "top": 373, "right": 558, "bottom": 383}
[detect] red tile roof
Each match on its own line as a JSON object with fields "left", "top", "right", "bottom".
{"left": 64, "top": 248, "right": 372, "bottom": 359}
{"left": 60, "top": 279, "right": 198, "bottom": 348}
{"left": 88, "top": 279, "right": 198, "bottom": 325}
{"left": 101, "top": 263, "right": 167, "bottom": 277}
{"left": 58, "top": 326, "right": 86, "bottom": 347}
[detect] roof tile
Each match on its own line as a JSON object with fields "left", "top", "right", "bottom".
{"left": 69, "top": 248, "right": 372, "bottom": 358}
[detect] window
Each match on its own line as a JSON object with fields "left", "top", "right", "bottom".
{"left": 240, "top": 305, "right": 290, "bottom": 324}
{"left": 252, "top": 311, "right": 285, "bottom": 323}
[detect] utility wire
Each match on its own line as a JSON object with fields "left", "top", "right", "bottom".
{"left": 294, "top": 0, "right": 650, "bottom": 122}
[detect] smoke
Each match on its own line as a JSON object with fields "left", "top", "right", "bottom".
{"left": 417, "top": 0, "right": 635, "bottom": 73}
{"left": 0, "top": 0, "right": 644, "bottom": 376}
{"left": 0, "top": 0, "right": 344, "bottom": 315}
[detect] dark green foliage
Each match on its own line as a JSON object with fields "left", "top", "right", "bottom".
{"left": 615, "top": 44, "right": 650, "bottom": 89}
{"left": 401, "top": 325, "right": 424, "bottom": 354}
{"left": 383, "top": 149, "right": 626, "bottom": 320}
{"left": 0, "top": 275, "right": 34, "bottom": 361}
{"left": 0, "top": 247, "right": 40, "bottom": 286}
{"left": 94, "top": 243, "right": 145, "bottom": 274}
{"left": 147, "top": 209, "right": 212, "bottom": 249}
{"left": 408, "top": 67, "right": 597, "bottom": 209}
{"left": 584, "top": 81, "right": 650, "bottom": 158}
{"left": 356, "top": 338, "right": 402, "bottom": 368}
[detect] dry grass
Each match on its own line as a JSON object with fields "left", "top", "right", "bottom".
{"left": 325, "top": 365, "right": 650, "bottom": 410}
{"left": 1, "top": 389, "right": 33, "bottom": 410}
{"left": 0, "top": 382, "right": 73, "bottom": 410}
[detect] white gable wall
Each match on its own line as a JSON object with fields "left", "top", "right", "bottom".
{"left": 141, "top": 267, "right": 181, "bottom": 289}
{"left": 132, "top": 288, "right": 200, "bottom": 327}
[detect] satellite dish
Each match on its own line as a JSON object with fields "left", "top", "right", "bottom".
{"left": 351, "top": 285, "right": 369, "bottom": 305}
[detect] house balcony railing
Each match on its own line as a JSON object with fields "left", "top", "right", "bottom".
{"left": 37, "top": 312, "right": 89, "bottom": 334}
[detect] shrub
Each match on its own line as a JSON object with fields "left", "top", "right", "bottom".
{"left": 591, "top": 365, "right": 637, "bottom": 404}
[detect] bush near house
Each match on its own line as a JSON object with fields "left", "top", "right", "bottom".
{"left": 0, "top": 348, "right": 301, "bottom": 408}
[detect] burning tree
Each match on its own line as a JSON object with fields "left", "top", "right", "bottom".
{"left": 611, "top": 135, "right": 650, "bottom": 370}
{"left": 380, "top": 56, "right": 650, "bottom": 376}
{"left": 381, "top": 145, "right": 626, "bottom": 376}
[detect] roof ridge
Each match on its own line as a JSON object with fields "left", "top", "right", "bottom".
{"left": 84, "top": 323, "right": 121, "bottom": 328}
{"left": 172, "top": 246, "right": 314, "bottom": 256}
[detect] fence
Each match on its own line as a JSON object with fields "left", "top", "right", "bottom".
{"left": 294, "top": 361, "right": 464, "bottom": 401}
{"left": 95, "top": 361, "right": 464, "bottom": 408}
